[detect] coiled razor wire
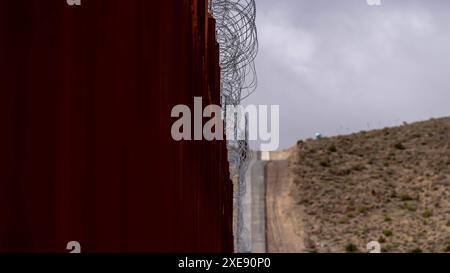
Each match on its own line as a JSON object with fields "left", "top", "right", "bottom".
{"left": 208, "top": 0, "right": 258, "bottom": 253}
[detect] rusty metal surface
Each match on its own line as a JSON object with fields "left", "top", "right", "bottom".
{"left": 0, "top": 0, "right": 233, "bottom": 252}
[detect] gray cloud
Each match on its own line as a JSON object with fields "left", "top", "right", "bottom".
{"left": 246, "top": 0, "right": 450, "bottom": 150}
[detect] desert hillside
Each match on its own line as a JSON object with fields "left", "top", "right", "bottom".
{"left": 292, "top": 117, "right": 450, "bottom": 253}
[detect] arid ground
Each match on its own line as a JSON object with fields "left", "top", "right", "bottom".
{"left": 266, "top": 117, "right": 450, "bottom": 253}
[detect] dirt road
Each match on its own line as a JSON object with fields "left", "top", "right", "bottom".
{"left": 265, "top": 159, "right": 305, "bottom": 253}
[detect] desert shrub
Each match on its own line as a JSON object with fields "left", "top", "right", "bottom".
{"left": 358, "top": 207, "right": 369, "bottom": 214}
{"left": 404, "top": 202, "right": 417, "bottom": 212}
{"left": 335, "top": 168, "right": 351, "bottom": 176}
{"left": 345, "top": 243, "right": 359, "bottom": 253}
{"left": 320, "top": 160, "right": 330, "bottom": 167}
{"left": 386, "top": 169, "right": 395, "bottom": 176}
{"left": 352, "top": 164, "right": 366, "bottom": 172}
{"left": 423, "top": 209, "right": 432, "bottom": 218}
{"left": 394, "top": 143, "right": 406, "bottom": 150}
{"left": 381, "top": 247, "right": 390, "bottom": 253}
{"left": 411, "top": 248, "right": 423, "bottom": 253}
{"left": 383, "top": 230, "right": 393, "bottom": 237}
{"left": 400, "top": 194, "right": 413, "bottom": 201}
{"left": 328, "top": 145, "right": 337, "bottom": 153}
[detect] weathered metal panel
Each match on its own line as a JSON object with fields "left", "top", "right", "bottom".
{"left": 0, "top": 0, "right": 233, "bottom": 252}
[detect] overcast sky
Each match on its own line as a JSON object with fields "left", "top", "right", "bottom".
{"left": 246, "top": 0, "right": 450, "bottom": 150}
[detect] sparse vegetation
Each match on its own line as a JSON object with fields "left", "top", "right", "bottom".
{"left": 320, "top": 160, "right": 330, "bottom": 167}
{"left": 351, "top": 164, "right": 366, "bottom": 172}
{"left": 358, "top": 207, "right": 369, "bottom": 214}
{"left": 345, "top": 243, "right": 359, "bottom": 253}
{"left": 328, "top": 145, "right": 337, "bottom": 153}
{"left": 423, "top": 209, "right": 432, "bottom": 218}
{"left": 291, "top": 117, "right": 450, "bottom": 253}
{"left": 404, "top": 202, "right": 418, "bottom": 212}
{"left": 394, "top": 143, "right": 406, "bottom": 150}
{"left": 411, "top": 248, "right": 423, "bottom": 253}
{"left": 400, "top": 194, "right": 414, "bottom": 201}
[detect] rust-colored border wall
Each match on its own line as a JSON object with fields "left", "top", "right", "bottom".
{"left": 0, "top": 0, "right": 233, "bottom": 252}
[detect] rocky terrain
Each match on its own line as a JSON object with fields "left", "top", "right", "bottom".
{"left": 291, "top": 117, "right": 450, "bottom": 253}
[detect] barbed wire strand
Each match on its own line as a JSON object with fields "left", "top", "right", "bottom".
{"left": 208, "top": 0, "right": 258, "bottom": 253}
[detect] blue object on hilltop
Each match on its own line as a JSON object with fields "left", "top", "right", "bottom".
{"left": 315, "top": 133, "right": 323, "bottom": 140}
